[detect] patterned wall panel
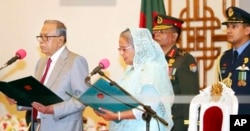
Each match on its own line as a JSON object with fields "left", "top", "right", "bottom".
{"left": 165, "top": 0, "right": 237, "bottom": 88}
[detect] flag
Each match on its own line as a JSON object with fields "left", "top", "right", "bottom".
{"left": 139, "top": 0, "right": 166, "bottom": 33}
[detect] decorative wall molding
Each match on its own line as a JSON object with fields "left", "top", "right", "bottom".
{"left": 166, "top": 0, "right": 236, "bottom": 88}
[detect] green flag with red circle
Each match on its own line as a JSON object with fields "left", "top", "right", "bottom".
{"left": 139, "top": 0, "right": 166, "bottom": 33}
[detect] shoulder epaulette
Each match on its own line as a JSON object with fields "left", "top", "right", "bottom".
{"left": 178, "top": 49, "right": 187, "bottom": 56}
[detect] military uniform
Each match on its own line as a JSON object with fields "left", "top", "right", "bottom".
{"left": 220, "top": 6, "right": 250, "bottom": 115}
{"left": 153, "top": 15, "right": 200, "bottom": 131}
{"left": 220, "top": 45, "right": 250, "bottom": 114}
{"left": 166, "top": 45, "right": 199, "bottom": 131}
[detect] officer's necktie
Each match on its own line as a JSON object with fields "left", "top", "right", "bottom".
{"left": 233, "top": 50, "right": 238, "bottom": 64}
{"left": 32, "top": 58, "right": 52, "bottom": 121}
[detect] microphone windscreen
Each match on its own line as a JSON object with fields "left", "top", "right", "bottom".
{"left": 15, "top": 49, "right": 27, "bottom": 59}
{"left": 99, "top": 58, "right": 110, "bottom": 69}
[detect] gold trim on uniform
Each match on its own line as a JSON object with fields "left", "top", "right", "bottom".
{"left": 179, "top": 51, "right": 186, "bottom": 56}
{"left": 244, "top": 57, "right": 249, "bottom": 64}
{"left": 228, "top": 7, "right": 234, "bottom": 17}
{"left": 157, "top": 16, "right": 163, "bottom": 24}
{"left": 168, "top": 58, "right": 175, "bottom": 67}
{"left": 222, "top": 73, "right": 232, "bottom": 88}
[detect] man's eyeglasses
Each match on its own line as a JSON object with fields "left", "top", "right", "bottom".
{"left": 118, "top": 46, "right": 134, "bottom": 52}
{"left": 36, "top": 35, "right": 60, "bottom": 42}
{"left": 152, "top": 30, "right": 173, "bottom": 35}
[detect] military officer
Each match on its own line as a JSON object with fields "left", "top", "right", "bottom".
{"left": 220, "top": 6, "right": 250, "bottom": 114}
{"left": 152, "top": 15, "right": 200, "bottom": 131}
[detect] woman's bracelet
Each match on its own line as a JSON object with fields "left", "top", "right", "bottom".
{"left": 118, "top": 111, "right": 121, "bottom": 120}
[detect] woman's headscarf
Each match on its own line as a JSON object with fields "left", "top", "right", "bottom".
{"left": 121, "top": 28, "right": 174, "bottom": 129}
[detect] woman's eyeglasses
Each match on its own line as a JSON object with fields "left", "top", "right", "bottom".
{"left": 118, "top": 46, "right": 134, "bottom": 52}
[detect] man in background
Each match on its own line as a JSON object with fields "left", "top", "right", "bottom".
{"left": 220, "top": 6, "right": 250, "bottom": 115}
{"left": 152, "top": 15, "right": 200, "bottom": 131}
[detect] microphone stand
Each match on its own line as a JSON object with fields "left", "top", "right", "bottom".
{"left": 96, "top": 70, "right": 168, "bottom": 131}
{"left": 0, "top": 64, "right": 8, "bottom": 71}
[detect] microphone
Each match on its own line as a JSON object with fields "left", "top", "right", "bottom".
{"left": 0, "top": 49, "right": 27, "bottom": 70}
{"left": 85, "top": 58, "right": 110, "bottom": 83}
{"left": 90, "top": 58, "right": 110, "bottom": 76}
